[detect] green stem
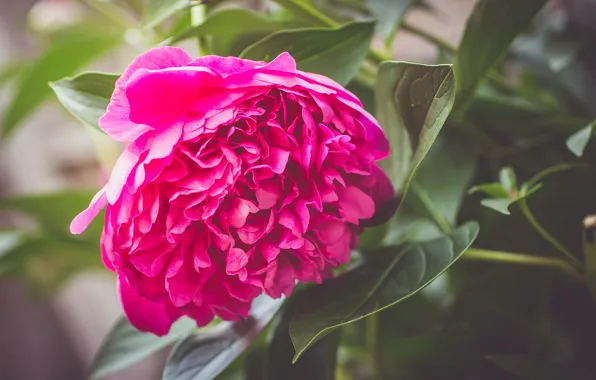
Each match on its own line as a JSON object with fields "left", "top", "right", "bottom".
{"left": 463, "top": 248, "right": 582, "bottom": 280}
{"left": 401, "top": 21, "right": 457, "bottom": 54}
{"left": 365, "top": 313, "right": 380, "bottom": 379}
{"left": 518, "top": 199, "right": 583, "bottom": 270}
{"left": 190, "top": 4, "right": 206, "bottom": 55}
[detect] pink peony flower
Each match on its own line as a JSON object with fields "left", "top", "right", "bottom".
{"left": 71, "top": 47, "right": 393, "bottom": 335}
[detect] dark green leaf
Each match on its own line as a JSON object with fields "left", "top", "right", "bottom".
{"left": 91, "top": 317, "right": 197, "bottom": 379}
{"left": 165, "top": 8, "right": 298, "bottom": 56}
{"left": 50, "top": 72, "right": 118, "bottom": 130}
{"left": 0, "top": 191, "right": 104, "bottom": 240}
{"left": 267, "top": 296, "right": 341, "bottom": 380}
{"left": 143, "top": 0, "right": 188, "bottom": 29}
{"left": 1, "top": 26, "right": 119, "bottom": 138}
{"left": 0, "top": 235, "right": 102, "bottom": 293}
{"left": 566, "top": 120, "right": 596, "bottom": 157}
{"left": 163, "top": 296, "right": 283, "bottom": 380}
{"left": 241, "top": 21, "right": 374, "bottom": 86}
{"left": 454, "top": 0, "right": 548, "bottom": 111}
{"left": 366, "top": 0, "right": 415, "bottom": 38}
{"left": 375, "top": 62, "right": 455, "bottom": 192}
{"left": 289, "top": 222, "right": 479, "bottom": 361}
{"left": 487, "top": 355, "right": 592, "bottom": 380}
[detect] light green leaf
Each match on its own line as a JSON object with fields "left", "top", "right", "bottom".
{"left": 366, "top": 0, "right": 416, "bottom": 38}
{"left": 164, "top": 8, "right": 299, "bottom": 56}
{"left": 91, "top": 317, "right": 197, "bottom": 379}
{"left": 163, "top": 296, "right": 283, "bottom": 380}
{"left": 566, "top": 120, "right": 596, "bottom": 157}
{"left": 468, "top": 183, "right": 509, "bottom": 198}
{"left": 454, "top": 0, "right": 548, "bottom": 111}
{"left": 143, "top": 0, "right": 188, "bottom": 29}
{"left": 0, "top": 191, "right": 103, "bottom": 240}
{"left": 241, "top": 21, "right": 374, "bottom": 86}
{"left": 50, "top": 72, "right": 118, "bottom": 130}
{"left": 375, "top": 62, "right": 455, "bottom": 192}
{"left": 499, "top": 166, "right": 517, "bottom": 193}
{"left": 289, "top": 222, "right": 479, "bottom": 362}
{"left": 480, "top": 198, "right": 514, "bottom": 215}
{"left": 1, "top": 26, "right": 120, "bottom": 138}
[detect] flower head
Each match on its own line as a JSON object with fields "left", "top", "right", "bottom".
{"left": 72, "top": 47, "right": 393, "bottom": 335}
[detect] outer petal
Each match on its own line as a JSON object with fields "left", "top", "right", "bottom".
{"left": 99, "top": 47, "right": 193, "bottom": 142}
{"left": 118, "top": 274, "right": 178, "bottom": 336}
{"left": 70, "top": 186, "right": 107, "bottom": 234}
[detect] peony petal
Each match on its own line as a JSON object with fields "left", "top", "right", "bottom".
{"left": 70, "top": 186, "right": 107, "bottom": 234}
{"left": 337, "top": 186, "right": 375, "bottom": 223}
{"left": 118, "top": 274, "right": 178, "bottom": 336}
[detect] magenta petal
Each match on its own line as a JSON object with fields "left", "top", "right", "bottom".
{"left": 337, "top": 186, "right": 375, "bottom": 223}
{"left": 70, "top": 187, "right": 107, "bottom": 234}
{"left": 118, "top": 275, "right": 178, "bottom": 336}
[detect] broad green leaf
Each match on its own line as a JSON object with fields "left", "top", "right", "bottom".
{"left": 143, "top": 0, "right": 188, "bottom": 29}
{"left": 0, "top": 235, "right": 102, "bottom": 293}
{"left": 91, "top": 317, "right": 197, "bottom": 379}
{"left": 50, "top": 72, "right": 118, "bottom": 130}
{"left": 454, "top": 0, "right": 548, "bottom": 111}
{"left": 566, "top": 120, "right": 596, "bottom": 157}
{"left": 366, "top": 0, "right": 415, "bottom": 38}
{"left": 163, "top": 296, "right": 283, "bottom": 380}
{"left": 270, "top": 0, "right": 337, "bottom": 27}
{"left": 267, "top": 296, "right": 341, "bottom": 379}
{"left": 1, "top": 26, "right": 120, "bottom": 138}
{"left": 375, "top": 62, "right": 455, "bottom": 192}
{"left": 165, "top": 8, "right": 298, "bottom": 56}
{"left": 241, "top": 21, "right": 374, "bottom": 86}
{"left": 487, "top": 356, "right": 592, "bottom": 380}
{"left": 289, "top": 222, "right": 479, "bottom": 361}
{"left": 0, "top": 191, "right": 103, "bottom": 240}
{"left": 582, "top": 215, "right": 596, "bottom": 301}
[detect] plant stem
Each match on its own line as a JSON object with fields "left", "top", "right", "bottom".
{"left": 518, "top": 199, "right": 583, "bottom": 270}
{"left": 463, "top": 248, "right": 583, "bottom": 280}
{"left": 365, "top": 313, "right": 381, "bottom": 379}
{"left": 401, "top": 21, "right": 457, "bottom": 54}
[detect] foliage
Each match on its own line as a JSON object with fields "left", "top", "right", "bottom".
{"left": 3, "top": 0, "right": 596, "bottom": 379}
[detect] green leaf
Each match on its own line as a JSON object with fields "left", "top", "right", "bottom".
{"left": 1, "top": 26, "right": 120, "bottom": 138}
{"left": 375, "top": 62, "right": 455, "bottom": 192}
{"left": 90, "top": 317, "right": 197, "bottom": 379}
{"left": 143, "top": 0, "right": 188, "bottom": 29}
{"left": 289, "top": 222, "right": 479, "bottom": 361}
{"left": 50, "top": 72, "right": 118, "bottom": 130}
{"left": 499, "top": 166, "right": 517, "bottom": 193}
{"left": 241, "top": 21, "right": 374, "bottom": 86}
{"left": 487, "top": 356, "right": 592, "bottom": 380}
{"left": 480, "top": 198, "right": 515, "bottom": 215}
{"left": 454, "top": 0, "right": 548, "bottom": 111}
{"left": 468, "top": 183, "right": 509, "bottom": 198}
{"left": 0, "top": 235, "right": 102, "bottom": 293}
{"left": 0, "top": 191, "right": 103, "bottom": 240}
{"left": 163, "top": 296, "right": 283, "bottom": 380}
{"left": 566, "top": 120, "right": 596, "bottom": 157}
{"left": 270, "top": 0, "right": 337, "bottom": 27}
{"left": 366, "top": 0, "right": 415, "bottom": 38}
{"left": 165, "top": 8, "right": 298, "bottom": 56}
{"left": 267, "top": 296, "right": 341, "bottom": 380}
